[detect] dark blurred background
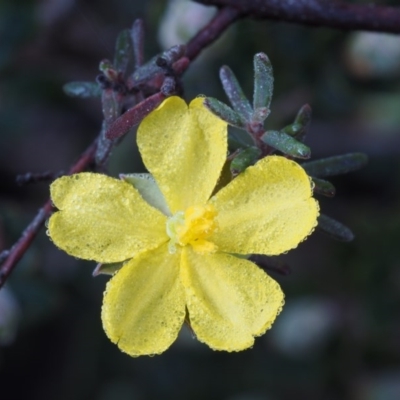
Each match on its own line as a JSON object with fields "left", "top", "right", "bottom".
{"left": 1, "top": 0, "right": 400, "bottom": 399}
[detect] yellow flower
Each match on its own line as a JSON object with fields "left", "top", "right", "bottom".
{"left": 48, "top": 96, "right": 319, "bottom": 356}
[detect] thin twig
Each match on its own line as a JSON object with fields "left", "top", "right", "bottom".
{"left": 0, "top": 139, "right": 98, "bottom": 287}
{"left": 195, "top": 0, "right": 400, "bottom": 34}
{"left": 105, "top": 92, "right": 166, "bottom": 140}
{"left": 16, "top": 171, "right": 60, "bottom": 186}
{"left": 185, "top": 6, "right": 240, "bottom": 61}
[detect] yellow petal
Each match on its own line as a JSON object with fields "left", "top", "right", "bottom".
{"left": 49, "top": 173, "right": 167, "bottom": 263}
{"left": 181, "top": 247, "right": 284, "bottom": 351}
{"left": 209, "top": 156, "right": 319, "bottom": 255}
{"left": 137, "top": 96, "right": 227, "bottom": 213}
{"left": 101, "top": 244, "right": 186, "bottom": 356}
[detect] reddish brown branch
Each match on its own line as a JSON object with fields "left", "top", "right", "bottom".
{"left": 185, "top": 6, "right": 240, "bottom": 61}
{"left": 0, "top": 203, "right": 52, "bottom": 287}
{"left": 105, "top": 92, "right": 166, "bottom": 140}
{"left": 16, "top": 171, "right": 57, "bottom": 186}
{"left": 0, "top": 139, "right": 98, "bottom": 287}
{"left": 195, "top": 0, "right": 400, "bottom": 34}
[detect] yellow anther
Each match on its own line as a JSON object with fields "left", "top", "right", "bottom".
{"left": 166, "top": 204, "right": 218, "bottom": 253}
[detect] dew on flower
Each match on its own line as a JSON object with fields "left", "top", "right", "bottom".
{"left": 47, "top": 96, "right": 318, "bottom": 357}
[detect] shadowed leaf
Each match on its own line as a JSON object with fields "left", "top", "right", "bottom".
{"left": 312, "top": 177, "right": 336, "bottom": 197}
{"left": 114, "top": 29, "right": 133, "bottom": 74}
{"left": 230, "top": 146, "right": 261, "bottom": 173}
{"left": 302, "top": 153, "right": 368, "bottom": 177}
{"left": 295, "top": 104, "right": 312, "bottom": 128}
{"left": 318, "top": 214, "right": 354, "bottom": 242}
{"left": 131, "top": 19, "right": 145, "bottom": 68}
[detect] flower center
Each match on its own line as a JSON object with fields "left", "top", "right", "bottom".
{"left": 166, "top": 204, "right": 218, "bottom": 254}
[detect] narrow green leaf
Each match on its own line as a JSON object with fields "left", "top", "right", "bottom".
{"left": 131, "top": 19, "right": 145, "bottom": 68}
{"left": 251, "top": 107, "right": 270, "bottom": 124}
{"left": 63, "top": 81, "right": 101, "bottom": 98}
{"left": 253, "top": 52, "right": 273, "bottom": 111}
{"left": 120, "top": 173, "right": 170, "bottom": 215}
{"left": 311, "top": 177, "right": 336, "bottom": 197}
{"left": 101, "top": 89, "right": 120, "bottom": 127}
{"left": 228, "top": 136, "right": 249, "bottom": 151}
{"left": 317, "top": 214, "right": 354, "bottom": 242}
{"left": 261, "top": 130, "right": 311, "bottom": 159}
{"left": 114, "top": 29, "right": 132, "bottom": 75}
{"left": 281, "top": 122, "right": 303, "bottom": 137}
{"left": 302, "top": 153, "right": 368, "bottom": 177}
{"left": 295, "top": 104, "right": 312, "bottom": 127}
{"left": 96, "top": 85, "right": 123, "bottom": 165}
{"left": 281, "top": 104, "right": 312, "bottom": 141}
{"left": 220, "top": 65, "right": 253, "bottom": 123}
{"left": 204, "top": 97, "right": 245, "bottom": 128}
{"left": 230, "top": 146, "right": 261, "bottom": 173}
{"left": 293, "top": 104, "right": 312, "bottom": 141}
